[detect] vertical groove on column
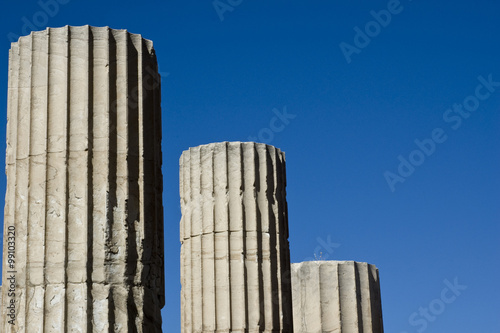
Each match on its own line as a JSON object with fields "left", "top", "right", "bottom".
{"left": 369, "top": 265, "right": 384, "bottom": 333}
{"left": 257, "top": 143, "right": 271, "bottom": 329}
{"left": 355, "top": 262, "right": 364, "bottom": 331}
{"left": 141, "top": 36, "right": 154, "bottom": 330}
{"left": 91, "top": 26, "right": 111, "bottom": 332}
{"left": 180, "top": 151, "right": 191, "bottom": 332}
{"left": 321, "top": 261, "right": 341, "bottom": 332}
{"left": 86, "top": 25, "right": 95, "bottom": 331}
{"left": 180, "top": 141, "right": 293, "bottom": 332}
{"left": 106, "top": 27, "right": 118, "bottom": 331}
{"left": 44, "top": 26, "right": 68, "bottom": 332}
{"left": 153, "top": 45, "right": 165, "bottom": 312}
{"left": 291, "top": 261, "right": 384, "bottom": 333}
{"left": 207, "top": 146, "right": 217, "bottom": 332}
{"left": 228, "top": 142, "right": 246, "bottom": 330}
{"left": 125, "top": 30, "right": 140, "bottom": 331}
{"left": 242, "top": 142, "right": 258, "bottom": 331}
{"left": 135, "top": 38, "right": 165, "bottom": 329}
{"left": 26, "top": 29, "right": 49, "bottom": 333}
{"left": 181, "top": 151, "right": 190, "bottom": 242}
{"left": 339, "top": 261, "right": 359, "bottom": 332}
{"left": 276, "top": 148, "right": 293, "bottom": 331}
{"left": 66, "top": 25, "right": 90, "bottom": 333}
{"left": 17, "top": 32, "right": 33, "bottom": 331}
{"left": 191, "top": 146, "right": 202, "bottom": 331}
{"left": 63, "top": 27, "right": 71, "bottom": 333}
{"left": 214, "top": 143, "right": 230, "bottom": 330}
{"left": 201, "top": 145, "right": 215, "bottom": 331}
{"left": 313, "top": 262, "right": 323, "bottom": 330}
{"left": 105, "top": 28, "right": 118, "bottom": 331}
{"left": 272, "top": 146, "right": 282, "bottom": 329}
{"left": 359, "top": 262, "right": 372, "bottom": 332}
{"left": 132, "top": 33, "right": 146, "bottom": 329}
{"left": 254, "top": 144, "right": 264, "bottom": 329}
{"left": 136, "top": 33, "right": 145, "bottom": 290}
{"left": 269, "top": 146, "right": 281, "bottom": 329}
{"left": 112, "top": 28, "right": 129, "bottom": 331}
{"left": 150, "top": 39, "right": 164, "bottom": 330}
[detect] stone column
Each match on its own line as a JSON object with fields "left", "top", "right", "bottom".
{"left": 1, "top": 26, "right": 164, "bottom": 332}
{"left": 179, "top": 142, "right": 293, "bottom": 332}
{"left": 291, "top": 261, "right": 384, "bottom": 333}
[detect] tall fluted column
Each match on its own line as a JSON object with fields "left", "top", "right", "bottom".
{"left": 1, "top": 26, "right": 164, "bottom": 332}
{"left": 179, "top": 142, "right": 293, "bottom": 332}
{"left": 291, "top": 261, "right": 384, "bottom": 333}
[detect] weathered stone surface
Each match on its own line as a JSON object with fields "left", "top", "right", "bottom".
{"left": 291, "top": 261, "right": 384, "bottom": 333}
{"left": 1, "top": 26, "right": 164, "bottom": 332}
{"left": 179, "top": 142, "right": 293, "bottom": 332}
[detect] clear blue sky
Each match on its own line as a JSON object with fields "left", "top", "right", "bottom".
{"left": 1, "top": 1, "right": 499, "bottom": 332}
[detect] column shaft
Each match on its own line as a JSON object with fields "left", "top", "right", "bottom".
{"left": 180, "top": 142, "right": 293, "bottom": 332}
{"left": 291, "top": 261, "right": 384, "bottom": 333}
{"left": 1, "top": 26, "right": 164, "bottom": 332}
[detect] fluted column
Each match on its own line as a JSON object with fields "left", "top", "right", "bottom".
{"left": 1, "top": 26, "right": 164, "bottom": 332}
{"left": 291, "top": 261, "right": 384, "bottom": 333}
{"left": 179, "top": 142, "right": 293, "bottom": 332}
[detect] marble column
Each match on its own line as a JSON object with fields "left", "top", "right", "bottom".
{"left": 179, "top": 142, "right": 293, "bottom": 332}
{"left": 1, "top": 25, "right": 164, "bottom": 332}
{"left": 291, "top": 261, "right": 384, "bottom": 333}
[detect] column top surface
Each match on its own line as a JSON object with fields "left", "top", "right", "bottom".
{"left": 10, "top": 25, "right": 154, "bottom": 52}
{"left": 180, "top": 141, "right": 285, "bottom": 157}
{"left": 292, "top": 260, "right": 380, "bottom": 270}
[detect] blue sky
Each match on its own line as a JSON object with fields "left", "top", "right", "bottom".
{"left": 1, "top": 1, "right": 499, "bottom": 332}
